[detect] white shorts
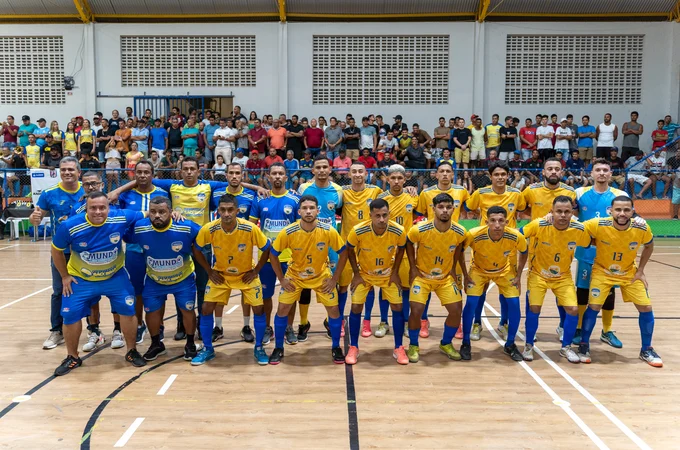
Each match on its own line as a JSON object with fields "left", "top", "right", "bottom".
{"left": 470, "top": 148, "right": 483, "bottom": 161}
{"left": 498, "top": 152, "right": 512, "bottom": 161}
{"left": 628, "top": 173, "right": 649, "bottom": 185}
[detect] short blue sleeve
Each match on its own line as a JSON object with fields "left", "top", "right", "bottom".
{"left": 52, "top": 221, "right": 70, "bottom": 250}
{"left": 152, "top": 179, "right": 181, "bottom": 191}
{"left": 37, "top": 189, "right": 51, "bottom": 211}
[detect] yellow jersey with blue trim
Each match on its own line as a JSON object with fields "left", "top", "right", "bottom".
{"left": 521, "top": 182, "right": 576, "bottom": 220}
{"left": 520, "top": 219, "right": 591, "bottom": 280}
{"left": 152, "top": 179, "right": 229, "bottom": 226}
{"left": 378, "top": 190, "right": 419, "bottom": 233}
{"left": 416, "top": 184, "right": 469, "bottom": 222}
{"left": 407, "top": 220, "right": 467, "bottom": 281}
{"left": 346, "top": 220, "right": 406, "bottom": 278}
{"left": 584, "top": 218, "right": 654, "bottom": 278}
{"left": 464, "top": 185, "right": 526, "bottom": 228}
{"left": 52, "top": 209, "right": 145, "bottom": 281}
{"left": 196, "top": 218, "right": 270, "bottom": 276}
{"left": 464, "top": 226, "right": 528, "bottom": 274}
{"left": 339, "top": 184, "right": 383, "bottom": 239}
{"left": 271, "top": 220, "right": 346, "bottom": 281}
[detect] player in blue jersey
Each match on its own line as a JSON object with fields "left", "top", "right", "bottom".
{"left": 124, "top": 196, "right": 203, "bottom": 362}
{"left": 50, "top": 192, "right": 147, "bottom": 376}
{"left": 30, "top": 156, "right": 84, "bottom": 350}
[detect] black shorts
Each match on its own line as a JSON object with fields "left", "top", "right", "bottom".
{"left": 596, "top": 146, "right": 613, "bottom": 158}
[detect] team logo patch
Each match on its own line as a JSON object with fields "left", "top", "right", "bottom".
{"left": 109, "top": 232, "right": 121, "bottom": 244}
{"left": 227, "top": 267, "right": 239, "bottom": 274}
{"left": 591, "top": 288, "right": 601, "bottom": 298}
{"left": 79, "top": 242, "right": 88, "bottom": 248}
{"left": 567, "top": 241, "right": 577, "bottom": 251}
{"left": 548, "top": 265, "right": 561, "bottom": 276}
{"left": 582, "top": 206, "right": 588, "bottom": 211}
{"left": 238, "top": 243, "right": 247, "bottom": 252}
{"left": 143, "top": 245, "right": 150, "bottom": 250}
{"left": 205, "top": 285, "right": 211, "bottom": 294}
{"left": 62, "top": 307, "right": 70, "bottom": 313}
{"left": 197, "top": 193, "right": 206, "bottom": 202}
{"left": 405, "top": 204, "right": 414, "bottom": 212}
{"left": 81, "top": 268, "right": 93, "bottom": 276}
{"left": 327, "top": 201, "right": 336, "bottom": 211}
{"left": 449, "top": 245, "right": 456, "bottom": 253}
{"left": 412, "top": 285, "right": 421, "bottom": 294}
{"left": 125, "top": 296, "right": 135, "bottom": 306}
{"left": 283, "top": 205, "right": 293, "bottom": 215}
{"left": 629, "top": 241, "right": 639, "bottom": 250}
{"left": 263, "top": 207, "right": 269, "bottom": 212}
{"left": 606, "top": 206, "right": 612, "bottom": 215}
{"left": 454, "top": 200, "right": 460, "bottom": 208}
{"left": 366, "top": 198, "right": 373, "bottom": 205}
{"left": 431, "top": 268, "right": 443, "bottom": 276}
{"left": 185, "top": 301, "right": 194, "bottom": 310}
{"left": 171, "top": 241, "right": 183, "bottom": 252}
{"left": 316, "top": 242, "right": 326, "bottom": 251}
{"left": 508, "top": 203, "right": 515, "bottom": 212}
{"left": 608, "top": 265, "right": 623, "bottom": 275}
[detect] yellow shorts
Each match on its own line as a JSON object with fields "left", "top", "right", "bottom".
{"left": 411, "top": 275, "right": 462, "bottom": 306}
{"left": 589, "top": 270, "right": 651, "bottom": 306}
{"left": 205, "top": 275, "right": 263, "bottom": 307}
{"left": 466, "top": 265, "right": 518, "bottom": 298}
{"left": 526, "top": 273, "right": 577, "bottom": 307}
{"left": 277, "top": 270, "right": 338, "bottom": 307}
{"left": 398, "top": 258, "right": 410, "bottom": 289}
{"left": 351, "top": 276, "right": 401, "bottom": 305}
{"left": 454, "top": 147, "right": 470, "bottom": 164}
{"left": 339, "top": 261, "right": 354, "bottom": 287}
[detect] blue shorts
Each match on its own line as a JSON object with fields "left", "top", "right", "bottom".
{"left": 143, "top": 274, "right": 196, "bottom": 313}
{"left": 575, "top": 260, "right": 593, "bottom": 290}
{"left": 260, "top": 261, "right": 287, "bottom": 299}
{"left": 126, "top": 250, "right": 146, "bottom": 296}
{"left": 61, "top": 269, "right": 135, "bottom": 325}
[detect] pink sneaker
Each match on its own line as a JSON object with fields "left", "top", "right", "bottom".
{"left": 345, "top": 345, "right": 359, "bottom": 364}
{"left": 455, "top": 327, "right": 463, "bottom": 340}
{"left": 361, "top": 319, "right": 372, "bottom": 338}
{"left": 393, "top": 345, "right": 409, "bottom": 365}
{"left": 419, "top": 319, "right": 430, "bottom": 338}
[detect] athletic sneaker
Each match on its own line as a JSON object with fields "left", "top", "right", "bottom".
{"left": 374, "top": 322, "right": 389, "bottom": 338}
{"left": 254, "top": 346, "right": 268, "bottom": 365}
{"left": 497, "top": 324, "right": 509, "bottom": 340}
{"left": 174, "top": 324, "right": 186, "bottom": 341}
{"left": 143, "top": 342, "right": 167, "bottom": 361}
{"left": 439, "top": 343, "right": 461, "bottom": 361}
{"left": 393, "top": 345, "right": 409, "bottom": 365}
{"left": 183, "top": 343, "right": 199, "bottom": 361}
{"left": 406, "top": 344, "right": 420, "bottom": 363}
{"left": 455, "top": 328, "right": 463, "bottom": 340}
{"left": 83, "top": 330, "right": 105, "bottom": 352}
{"left": 263, "top": 326, "right": 273, "bottom": 345}
{"left": 159, "top": 325, "right": 165, "bottom": 342}
{"left": 560, "top": 346, "right": 580, "bottom": 364}
{"left": 297, "top": 322, "right": 311, "bottom": 342}
{"left": 345, "top": 345, "right": 359, "bottom": 365}
{"left": 419, "top": 319, "right": 430, "bottom": 338}
{"left": 572, "top": 328, "right": 582, "bottom": 345}
{"left": 43, "top": 331, "right": 64, "bottom": 349}
{"left": 241, "top": 326, "right": 254, "bottom": 343}
{"left": 285, "top": 326, "right": 298, "bottom": 345}
{"left": 361, "top": 319, "right": 372, "bottom": 338}
{"left": 556, "top": 326, "right": 564, "bottom": 342}
{"left": 323, "top": 318, "right": 332, "bottom": 340}
{"left": 503, "top": 343, "right": 523, "bottom": 361}
{"left": 269, "top": 347, "right": 284, "bottom": 365}
{"left": 54, "top": 355, "right": 82, "bottom": 376}
{"left": 460, "top": 343, "right": 472, "bottom": 361}
{"left": 191, "top": 348, "right": 215, "bottom": 366}
{"left": 577, "top": 343, "right": 591, "bottom": 364}
{"left": 600, "top": 331, "right": 623, "bottom": 349}
{"left": 211, "top": 326, "right": 224, "bottom": 343}
{"left": 332, "top": 346, "right": 345, "bottom": 364}
{"left": 125, "top": 349, "right": 146, "bottom": 367}
{"left": 136, "top": 322, "right": 147, "bottom": 344}
{"left": 111, "top": 330, "right": 125, "bottom": 349}
{"left": 639, "top": 347, "right": 663, "bottom": 367}
{"left": 522, "top": 343, "right": 534, "bottom": 361}
{"left": 470, "top": 323, "right": 482, "bottom": 341}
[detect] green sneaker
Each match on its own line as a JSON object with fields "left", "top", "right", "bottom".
{"left": 439, "top": 343, "right": 461, "bottom": 361}
{"left": 470, "top": 323, "right": 482, "bottom": 341}
{"left": 406, "top": 344, "right": 420, "bottom": 363}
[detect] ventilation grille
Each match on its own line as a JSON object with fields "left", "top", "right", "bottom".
{"left": 505, "top": 35, "right": 643, "bottom": 104}
{"left": 312, "top": 35, "right": 449, "bottom": 105}
{"left": 120, "top": 36, "right": 256, "bottom": 88}
{"left": 0, "top": 37, "right": 65, "bottom": 105}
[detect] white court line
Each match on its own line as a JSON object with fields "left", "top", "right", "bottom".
{"left": 0, "top": 278, "right": 52, "bottom": 281}
{"left": 0, "top": 286, "right": 51, "bottom": 311}
{"left": 226, "top": 305, "right": 240, "bottom": 314}
{"left": 0, "top": 244, "right": 19, "bottom": 251}
{"left": 114, "top": 417, "right": 145, "bottom": 447}
{"left": 157, "top": 374, "right": 178, "bottom": 396}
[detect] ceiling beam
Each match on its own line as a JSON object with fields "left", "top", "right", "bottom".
{"left": 477, "top": 0, "right": 491, "bottom": 22}
{"left": 278, "top": 0, "right": 286, "bottom": 22}
{"left": 73, "top": 0, "right": 95, "bottom": 23}
{"left": 489, "top": 11, "right": 667, "bottom": 18}
{"left": 287, "top": 12, "right": 473, "bottom": 19}
{"left": 670, "top": 0, "right": 680, "bottom": 21}
{"left": 95, "top": 13, "right": 280, "bottom": 20}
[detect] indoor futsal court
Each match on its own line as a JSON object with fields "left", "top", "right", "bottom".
{"left": 0, "top": 239, "right": 678, "bottom": 449}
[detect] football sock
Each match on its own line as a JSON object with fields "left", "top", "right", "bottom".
{"left": 602, "top": 309, "right": 614, "bottom": 334}
{"left": 505, "top": 296, "right": 520, "bottom": 346}
{"left": 421, "top": 295, "right": 431, "bottom": 320}
{"left": 408, "top": 328, "right": 420, "bottom": 347}
{"left": 200, "top": 313, "right": 214, "bottom": 351}
{"left": 499, "top": 294, "right": 508, "bottom": 327}
{"left": 186, "top": 333, "right": 195, "bottom": 346}
{"left": 638, "top": 311, "right": 654, "bottom": 351}
{"left": 557, "top": 304, "right": 566, "bottom": 328}
{"left": 462, "top": 295, "right": 480, "bottom": 345}
{"left": 562, "top": 313, "right": 578, "bottom": 348}
{"left": 474, "top": 291, "right": 486, "bottom": 325}
{"left": 151, "top": 334, "right": 161, "bottom": 346}
{"left": 215, "top": 317, "right": 223, "bottom": 328}
{"left": 525, "top": 308, "right": 539, "bottom": 346}
{"left": 299, "top": 303, "right": 310, "bottom": 326}
{"left": 402, "top": 289, "right": 410, "bottom": 323}
{"left": 392, "top": 310, "right": 404, "bottom": 348}
{"left": 349, "top": 311, "right": 361, "bottom": 347}
{"left": 114, "top": 321, "right": 121, "bottom": 332}
{"left": 329, "top": 316, "right": 342, "bottom": 348}
{"left": 338, "top": 291, "right": 348, "bottom": 320}
{"left": 243, "top": 316, "right": 250, "bottom": 327}
{"left": 274, "top": 314, "right": 287, "bottom": 348}
{"left": 253, "top": 313, "right": 266, "bottom": 347}
{"left": 580, "top": 307, "right": 599, "bottom": 345}
{"left": 363, "top": 290, "right": 375, "bottom": 321}
{"left": 441, "top": 324, "right": 457, "bottom": 346}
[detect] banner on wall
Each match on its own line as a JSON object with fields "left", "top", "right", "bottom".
{"left": 30, "top": 169, "right": 61, "bottom": 205}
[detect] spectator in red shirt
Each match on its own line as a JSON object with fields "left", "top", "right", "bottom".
{"left": 333, "top": 148, "right": 353, "bottom": 183}
{"left": 303, "top": 118, "right": 325, "bottom": 156}
{"left": 549, "top": 114, "right": 560, "bottom": 147}
{"left": 357, "top": 148, "right": 377, "bottom": 169}
{"left": 652, "top": 119, "right": 669, "bottom": 151}
{"left": 519, "top": 118, "right": 537, "bottom": 161}
{"left": 248, "top": 118, "right": 267, "bottom": 155}
{"left": 2, "top": 115, "right": 19, "bottom": 149}
{"left": 264, "top": 147, "right": 284, "bottom": 168}
{"left": 246, "top": 150, "right": 266, "bottom": 187}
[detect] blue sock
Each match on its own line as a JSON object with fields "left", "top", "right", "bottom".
{"left": 474, "top": 291, "right": 486, "bottom": 324}
{"left": 638, "top": 311, "right": 654, "bottom": 351}
{"left": 408, "top": 327, "right": 420, "bottom": 347}
{"left": 338, "top": 291, "right": 348, "bottom": 320}
{"left": 562, "top": 313, "right": 578, "bottom": 348}
{"left": 505, "top": 296, "right": 520, "bottom": 346}
{"left": 463, "top": 295, "right": 480, "bottom": 344}
{"left": 402, "top": 289, "right": 410, "bottom": 323}
{"left": 580, "top": 307, "right": 599, "bottom": 345}
{"left": 254, "top": 313, "right": 266, "bottom": 347}
{"left": 557, "top": 300, "right": 566, "bottom": 328}
{"left": 329, "top": 316, "right": 342, "bottom": 348}
{"left": 378, "top": 290, "right": 389, "bottom": 322}
{"left": 349, "top": 311, "right": 361, "bottom": 347}
{"left": 421, "top": 294, "right": 431, "bottom": 320}
{"left": 392, "top": 309, "right": 404, "bottom": 348}
{"left": 499, "top": 294, "right": 508, "bottom": 326}
{"left": 200, "top": 313, "right": 214, "bottom": 351}
{"left": 274, "top": 314, "right": 287, "bottom": 348}
{"left": 364, "top": 290, "right": 375, "bottom": 320}
{"left": 441, "top": 324, "right": 457, "bottom": 345}
{"left": 525, "top": 308, "right": 539, "bottom": 346}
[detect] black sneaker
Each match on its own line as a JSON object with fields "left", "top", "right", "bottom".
{"left": 297, "top": 321, "right": 311, "bottom": 342}
{"left": 54, "top": 355, "right": 82, "bottom": 376}
{"left": 143, "top": 342, "right": 167, "bottom": 361}
{"left": 125, "top": 349, "right": 147, "bottom": 367}
{"left": 159, "top": 325, "right": 165, "bottom": 342}
{"left": 285, "top": 326, "right": 298, "bottom": 345}
{"left": 241, "top": 325, "right": 254, "bottom": 343}
{"left": 503, "top": 343, "right": 523, "bottom": 361}
{"left": 460, "top": 343, "right": 472, "bottom": 361}
{"left": 323, "top": 318, "right": 332, "bottom": 340}
{"left": 174, "top": 324, "right": 186, "bottom": 341}
{"left": 269, "top": 347, "right": 284, "bottom": 365}
{"left": 184, "top": 343, "right": 198, "bottom": 361}
{"left": 263, "top": 326, "right": 273, "bottom": 345}
{"left": 332, "top": 346, "right": 345, "bottom": 364}
{"left": 211, "top": 326, "right": 224, "bottom": 343}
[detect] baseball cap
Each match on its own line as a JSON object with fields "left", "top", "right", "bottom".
{"left": 21, "top": 115, "right": 30, "bottom": 121}
{"left": 471, "top": 114, "right": 479, "bottom": 121}
{"left": 236, "top": 148, "right": 244, "bottom": 153}
{"left": 513, "top": 150, "right": 521, "bottom": 155}
{"left": 76, "top": 115, "right": 84, "bottom": 120}
{"left": 38, "top": 118, "right": 46, "bottom": 123}
{"left": 560, "top": 117, "right": 568, "bottom": 122}
{"left": 394, "top": 115, "right": 403, "bottom": 120}
{"left": 251, "top": 150, "right": 259, "bottom": 155}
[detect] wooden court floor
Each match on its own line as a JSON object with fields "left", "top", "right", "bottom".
{"left": 0, "top": 239, "right": 679, "bottom": 449}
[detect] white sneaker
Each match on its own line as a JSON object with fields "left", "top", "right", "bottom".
{"left": 560, "top": 346, "right": 580, "bottom": 364}
{"left": 111, "top": 330, "right": 125, "bottom": 349}
{"left": 496, "top": 323, "right": 508, "bottom": 340}
{"left": 522, "top": 343, "right": 534, "bottom": 361}
{"left": 556, "top": 326, "right": 564, "bottom": 342}
{"left": 83, "top": 331, "right": 105, "bottom": 352}
{"left": 43, "top": 331, "right": 64, "bottom": 349}
{"left": 374, "top": 322, "right": 389, "bottom": 338}
{"left": 470, "top": 323, "right": 482, "bottom": 341}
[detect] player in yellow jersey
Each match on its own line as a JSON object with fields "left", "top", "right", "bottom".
{"left": 405, "top": 193, "right": 467, "bottom": 363}
{"left": 268, "top": 195, "right": 349, "bottom": 365}
{"left": 485, "top": 114, "right": 502, "bottom": 157}
{"left": 517, "top": 196, "right": 591, "bottom": 363}
{"left": 578, "top": 196, "right": 661, "bottom": 367}
{"left": 460, "top": 206, "right": 528, "bottom": 361}
{"left": 191, "top": 194, "right": 272, "bottom": 366}
{"left": 464, "top": 161, "right": 526, "bottom": 340}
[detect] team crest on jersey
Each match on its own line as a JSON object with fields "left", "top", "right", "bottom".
{"left": 239, "top": 205, "right": 247, "bottom": 213}
{"left": 327, "top": 201, "right": 336, "bottom": 211}
{"left": 79, "top": 242, "right": 88, "bottom": 248}
{"left": 449, "top": 245, "right": 456, "bottom": 253}
{"left": 629, "top": 241, "right": 639, "bottom": 250}
{"left": 366, "top": 198, "right": 373, "bottom": 205}
{"left": 109, "top": 233, "right": 121, "bottom": 244}
{"left": 185, "top": 301, "right": 194, "bottom": 310}
{"left": 197, "top": 193, "right": 206, "bottom": 202}
{"left": 412, "top": 285, "right": 421, "bottom": 294}
{"left": 205, "top": 285, "right": 211, "bottom": 294}
{"left": 454, "top": 200, "right": 460, "bottom": 208}
{"left": 227, "top": 267, "right": 239, "bottom": 274}
{"left": 171, "top": 241, "right": 183, "bottom": 252}
{"left": 125, "top": 296, "right": 135, "bottom": 306}
{"left": 143, "top": 245, "right": 149, "bottom": 250}
{"left": 283, "top": 205, "right": 293, "bottom": 215}
{"left": 567, "top": 241, "right": 577, "bottom": 251}
{"left": 508, "top": 203, "right": 515, "bottom": 212}
{"left": 582, "top": 206, "right": 588, "bottom": 211}
{"left": 406, "top": 204, "right": 414, "bottom": 212}
{"left": 316, "top": 242, "right": 326, "bottom": 251}
{"left": 591, "top": 288, "right": 601, "bottom": 298}
{"left": 263, "top": 207, "right": 269, "bottom": 212}
{"left": 238, "top": 243, "right": 246, "bottom": 252}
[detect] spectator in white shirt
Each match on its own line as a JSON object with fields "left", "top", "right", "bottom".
{"left": 648, "top": 149, "right": 672, "bottom": 199}
{"left": 554, "top": 118, "right": 573, "bottom": 161}
{"left": 213, "top": 117, "right": 237, "bottom": 163}
{"left": 536, "top": 115, "right": 555, "bottom": 159}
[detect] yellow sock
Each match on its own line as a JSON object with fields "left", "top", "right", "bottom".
{"left": 602, "top": 309, "right": 614, "bottom": 333}
{"left": 577, "top": 305, "right": 587, "bottom": 328}
{"left": 299, "top": 303, "right": 310, "bottom": 326}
